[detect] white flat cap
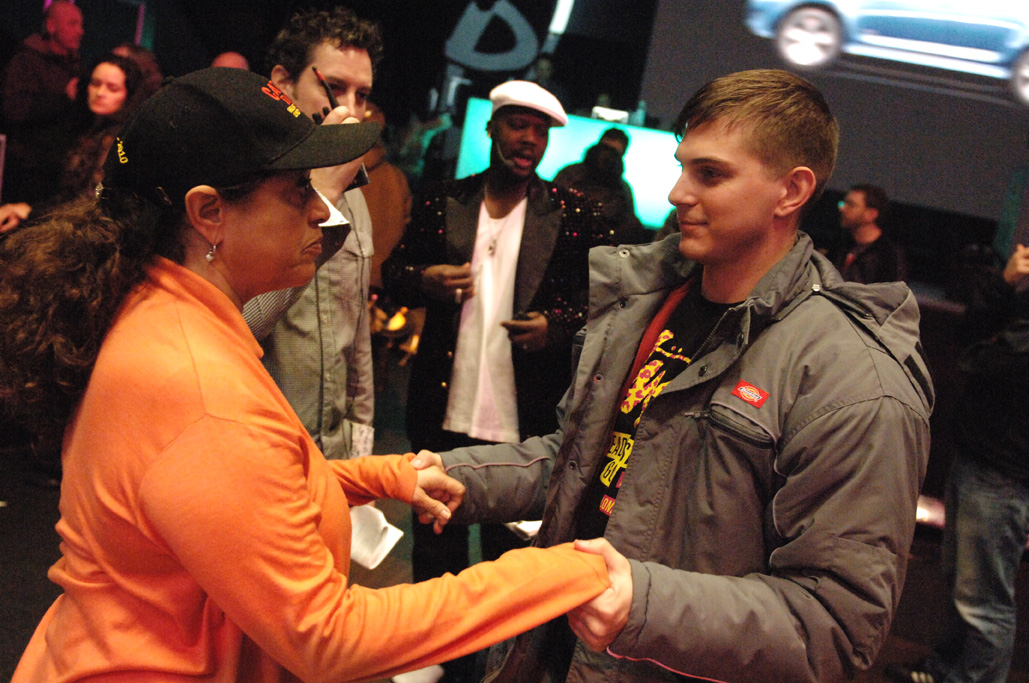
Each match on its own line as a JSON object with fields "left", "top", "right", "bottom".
{"left": 489, "top": 80, "right": 568, "bottom": 127}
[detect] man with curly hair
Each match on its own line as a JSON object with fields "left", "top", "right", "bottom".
{"left": 244, "top": 7, "right": 382, "bottom": 462}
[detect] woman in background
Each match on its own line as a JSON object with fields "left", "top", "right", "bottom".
{"left": 0, "top": 53, "right": 145, "bottom": 232}
{"left": 1, "top": 67, "right": 613, "bottom": 683}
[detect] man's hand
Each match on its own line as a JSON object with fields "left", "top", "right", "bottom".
{"left": 1003, "top": 243, "right": 1029, "bottom": 287}
{"left": 410, "top": 449, "right": 444, "bottom": 470}
{"left": 567, "top": 538, "right": 633, "bottom": 652}
{"left": 421, "top": 263, "right": 474, "bottom": 303}
{"left": 411, "top": 460, "right": 464, "bottom": 535}
{"left": 310, "top": 105, "right": 365, "bottom": 204}
{"left": 0, "top": 202, "right": 31, "bottom": 233}
{"left": 500, "top": 311, "right": 548, "bottom": 352}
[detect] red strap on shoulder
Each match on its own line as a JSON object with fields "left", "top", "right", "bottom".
{"left": 619, "top": 278, "right": 694, "bottom": 397}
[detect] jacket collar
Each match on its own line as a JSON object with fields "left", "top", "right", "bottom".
{"left": 590, "top": 229, "right": 932, "bottom": 409}
{"left": 451, "top": 172, "right": 549, "bottom": 211}
{"left": 591, "top": 230, "right": 915, "bottom": 332}
{"left": 589, "top": 232, "right": 820, "bottom": 323}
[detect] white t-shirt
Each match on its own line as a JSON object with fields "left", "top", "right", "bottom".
{"left": 442, "top": 197, "right": 527, "bottom": 443}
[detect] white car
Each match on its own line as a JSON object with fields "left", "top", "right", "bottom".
{"left": 745, "top": 1, "right": 1029, "bottom": 105}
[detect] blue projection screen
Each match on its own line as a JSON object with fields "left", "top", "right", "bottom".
{"left": 456, "top": 97, "right": 682, "bottom": 229}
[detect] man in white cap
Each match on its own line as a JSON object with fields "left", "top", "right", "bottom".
{"left": 382, "top": 80, "right": 607, "bottom": 682}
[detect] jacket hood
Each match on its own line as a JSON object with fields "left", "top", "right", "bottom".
{"left": 745, "top": 234, "right": 910, "bottom": 320}
{"left": 590, "top": 231, "right": 934, "bottom": 413}
{"left": 752, "top": 234, "right": 934, "bottom": 415}
{"left": 23, "top": 33, "right": 49, "bottom": 52}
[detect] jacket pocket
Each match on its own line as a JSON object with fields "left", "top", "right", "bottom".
{"left": 707, "top": 405, "right": 775, "bottom": 449}
{"left": 706, "top": 404, "right": 780, "bottom": 508}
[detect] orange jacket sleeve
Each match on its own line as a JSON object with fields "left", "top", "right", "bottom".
{"left": 138, "top": 419, "right": 609, "bottom": 682}
{"left": 328, "top": 452, "right": 416, "bottom": 505}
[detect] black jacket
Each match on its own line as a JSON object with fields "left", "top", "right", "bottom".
{"left": 955, "top": 284, "right": 1029, "bottom": 481}
{"left": 382, "top": 173, "right": 608, "bottom": 448}
{"left": 837, "top": 234, "right": 907, "bottom": 284}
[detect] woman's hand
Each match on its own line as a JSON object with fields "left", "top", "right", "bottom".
{"left": 0, "top": 203, "right": 32, "bottom": 233}
{"left": 411, "top": 455, "right": 464, "bottom": 535}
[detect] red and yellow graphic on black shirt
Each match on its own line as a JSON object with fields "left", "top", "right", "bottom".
{"left": 601, "top": 327, "right": 698, "bottom": 489}
{"left": 620, "top": 329, "right": 694, "bottom": 422}
{"left": 601, "top": 432, "right": 633, "bottom": 487}
{"left": 592, "top": 328, "right": 693, "bottom": 519}
{"left": 576, "top": 282, "right": 727, "bottom": 540}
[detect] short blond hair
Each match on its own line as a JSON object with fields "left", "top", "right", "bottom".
{"left": 673, "top": 69, "right": 838, "bottom": 203}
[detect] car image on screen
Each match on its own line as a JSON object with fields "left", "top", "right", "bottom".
{"left": 745, "top": 1, "right": 1029, "bottom": 106}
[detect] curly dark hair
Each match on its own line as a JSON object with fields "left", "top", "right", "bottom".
{"left": 0, "top": 178, "right": 262, "bottom": 449}
{"left": 114, "top": 42, "right": 165, "bottom": 100}
{"left": 0, "top": 198, "right": 157, "bottom": 444}
{"left": 264, "top": 6, "right": 384, "bottom": 79}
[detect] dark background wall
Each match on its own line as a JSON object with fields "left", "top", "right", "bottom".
{"left": 4, "top": 0, "right": 1025, "bottom": 219}
{"left": 0, "top": 0, "right": 655, "bottom": 136}
{"left": 2, "top": 0, "right": 1024, "bottom": 285}
{"left": 640, "top": 1, "right": 1029, "bottom": 223}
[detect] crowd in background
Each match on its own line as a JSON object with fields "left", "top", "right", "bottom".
{"left": 1, "top": 4, "right": 1027, "bottom": 683}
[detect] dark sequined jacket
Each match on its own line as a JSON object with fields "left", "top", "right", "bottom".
{"left": 382, "top": 173, "right": 609, "bottom": 447}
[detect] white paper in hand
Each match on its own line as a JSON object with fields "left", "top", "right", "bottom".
{"left": 503, "top": 519, "right": 542, "bottom": 541}
{"left": 349, "top": 503, "right": 404, "bottom": 569}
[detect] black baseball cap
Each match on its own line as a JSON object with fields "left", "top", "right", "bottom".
{"left": 102, "top": 67, "right": 381, "bottom": 205}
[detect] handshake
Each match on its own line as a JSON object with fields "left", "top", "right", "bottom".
{"left": 406, "top": 449, "right": 462, "bottom": 535}
{"left": 401, "top": 449, "right": 633, "bottom": 654}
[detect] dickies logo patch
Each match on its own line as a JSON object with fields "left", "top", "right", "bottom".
{"left": 732, "top": 380, "right": 769, "bottom": 408}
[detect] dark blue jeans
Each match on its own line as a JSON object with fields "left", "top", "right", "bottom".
{"left": 927, "top": 454, "right": 1029, "bottom": 683}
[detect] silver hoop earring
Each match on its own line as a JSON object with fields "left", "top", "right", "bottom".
{"left": 205, "top": 243, "right": 218, "bottom": 263}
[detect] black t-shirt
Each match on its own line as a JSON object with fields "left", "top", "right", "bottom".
{"left": 576, "top": 283, "right": 732, "bottom": 540}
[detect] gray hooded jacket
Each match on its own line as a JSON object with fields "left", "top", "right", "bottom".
{"left": 443, "top": 232, "right": 933, "bottom": 682}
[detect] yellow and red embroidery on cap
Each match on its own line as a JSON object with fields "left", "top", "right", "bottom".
{"left": 261, "top": 81, "right": 302, "bottom": 117}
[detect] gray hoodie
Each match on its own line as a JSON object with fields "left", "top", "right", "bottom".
{"left": 444, "top": 232, "right": 933, "bottom": 682}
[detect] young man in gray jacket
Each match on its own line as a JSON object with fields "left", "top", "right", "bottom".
{"left": 414, "top": 69, "right": 934, "bottom": 682}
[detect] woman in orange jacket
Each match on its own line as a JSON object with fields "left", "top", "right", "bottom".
{"left": 1, "top": 68, "right": 614, "bottom": 683}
